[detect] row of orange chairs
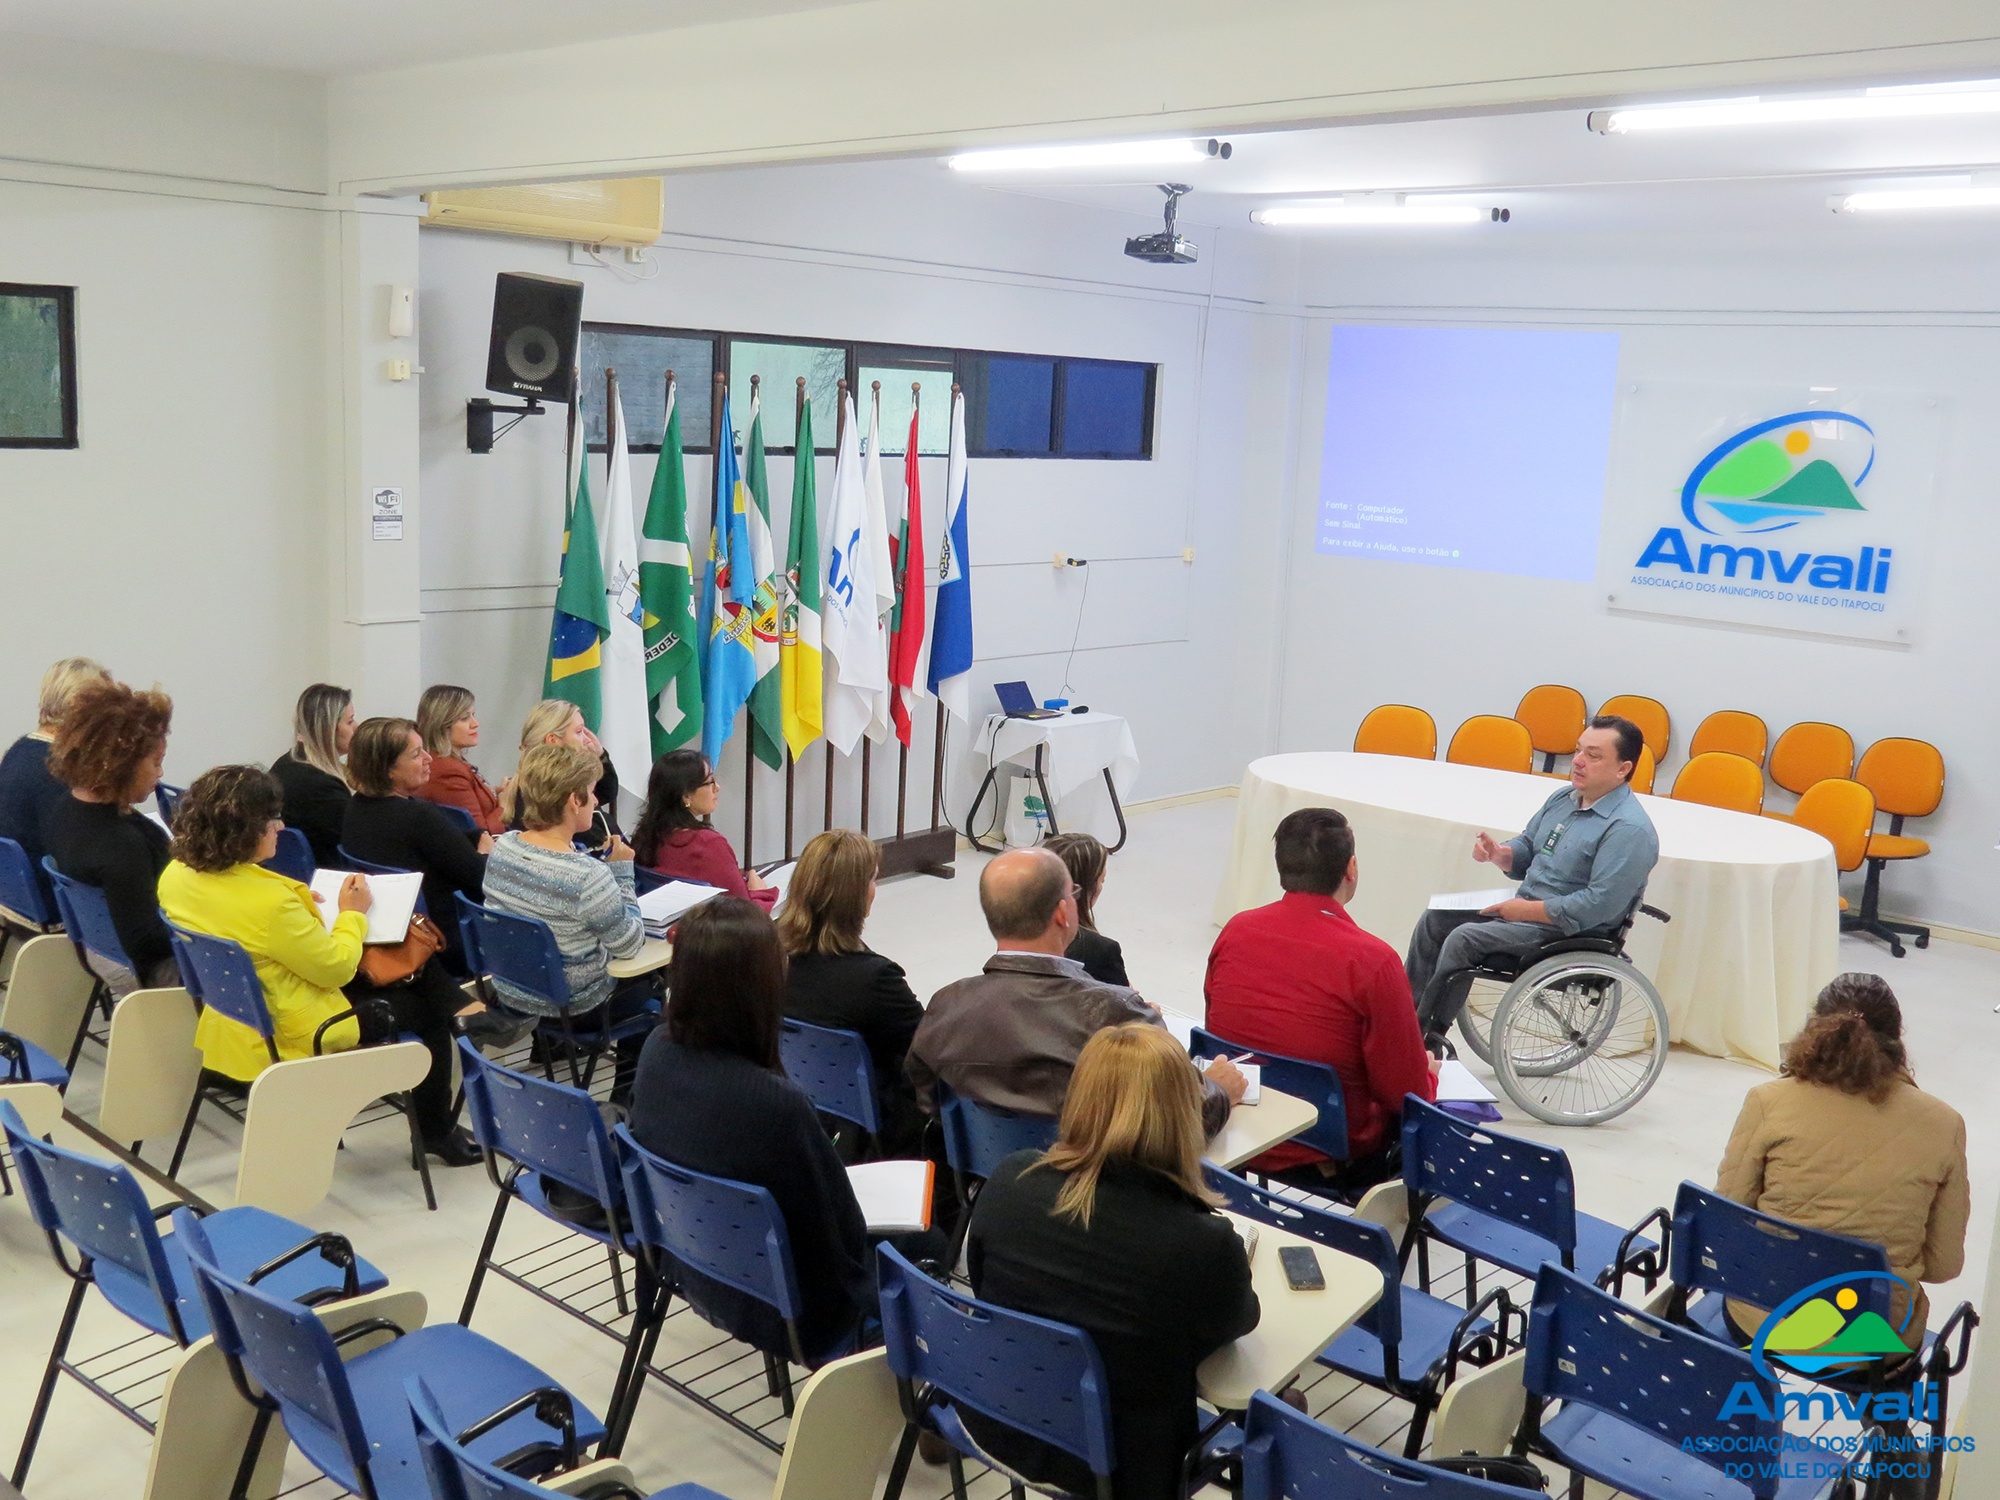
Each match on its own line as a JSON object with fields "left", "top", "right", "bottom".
{"left": 1352, "top": 689, "right": 1940, "bottom": 957}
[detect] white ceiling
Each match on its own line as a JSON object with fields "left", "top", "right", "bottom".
{"left": 0, "top": 0, "right": 857, "bottom": 74}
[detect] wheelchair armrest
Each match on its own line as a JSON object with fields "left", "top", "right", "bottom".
{"left": 1639, "top": 904, "right": 1671, "bottom": 923}
{"left": 1533, "top": 937, "right": 1622, "bottom": 960}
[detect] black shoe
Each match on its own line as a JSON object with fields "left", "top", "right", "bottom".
{"left": 917, "top": 1430, "right": 952, "bottom": 1467}
{"left": 423, "top": 1126, "right": 484, "bottom": 1167}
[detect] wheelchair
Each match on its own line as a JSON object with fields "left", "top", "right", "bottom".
{"left": 1428, "top": 902, "right": 1672, "bottom": 1128}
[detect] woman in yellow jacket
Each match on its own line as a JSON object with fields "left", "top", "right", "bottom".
{"left": 158, "top": 764, "right": 481, "bottom": 1165}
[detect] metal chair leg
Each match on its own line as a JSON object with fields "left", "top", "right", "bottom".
{"left": 881, "top": 1424, "right": 921, "bottom": 1500}
{"left": 11, "top": 1276, "right": 87, "bottom": 1487}
{"left": 166, "top": 1089, "right": 205, "bottom": 1178}
{"left": 459, "top": 1189, "right": 512, "bottom": 1325}
{"left": 947, "top": 1448, "right": 970, "bottom": 1500}
{"left": 605, "top": 1243, "right": 629, "bottom": 1317}
{"left": 404, "top": 1096, "right": 437, "bottom": 1210}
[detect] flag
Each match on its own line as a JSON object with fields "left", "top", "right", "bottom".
{"left": 698, "top": 393, "right": 758, "bottom": 763}
{"left": 781, "top": 397, "right": 823, "bottom": 758}
{"left": 597, "top": 378, "right": 653, "bottom": 808}
{"left": 888, "top": 402, "right": 929, "bottom": 746}
{"left": 859, "top": 393, "right": 897, "bottom": 745}
{"left": 928, "top": 389, "right": 974, "bottom": 722}
{"left": 544, "top": 407, "right": 609, "bottom": 728}
{"left": 640, "top": 377, "right": 702, "bottom": 757}
{"left": 822, "top": 389, "right": 889, "bottom": 754}
{"left": 741, "top": 390, "right": 785, "bottom": 770}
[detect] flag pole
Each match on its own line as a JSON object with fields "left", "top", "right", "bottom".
{"left": 785, "top": 376, "right": 804, "bottom": 860}
{"left": 897, "top": 380, "right": 917, "bottom": 841}
{"left": 826, "top": 377, "right": 847, "bottom": 834}
{"left": 740, "top": 373, "right": 761, "bottom": 870}
{"left": 859, "top": 381, "right": 880, "bottom": 839}
{"left": 930, "top": 383, "right": 958, "bottom": 834}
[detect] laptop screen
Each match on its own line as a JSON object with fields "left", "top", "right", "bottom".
{"left": 993, "top": 680, "right": 1037, "bottom": 716}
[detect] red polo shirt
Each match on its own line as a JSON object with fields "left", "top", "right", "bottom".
{"left": 1204, "top": 890, "right": 1436, "bottom": 1169}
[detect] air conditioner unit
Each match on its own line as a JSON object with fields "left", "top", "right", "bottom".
{"left": 422, "top": 178, "right": 664, "bottom": 249}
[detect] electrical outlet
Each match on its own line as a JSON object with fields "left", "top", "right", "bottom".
{"left": 1053, "top": 551, "right": 1067, "bottom": 567}
{"left": 1182, "top": 545, "right": 1196, "bottom": 563}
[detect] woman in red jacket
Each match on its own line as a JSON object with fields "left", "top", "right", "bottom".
{"left": 631, "top": 749, "right": 774, "bottom": 908}
{"left": 413, "top": 683, "right": 506, "bottom": 834}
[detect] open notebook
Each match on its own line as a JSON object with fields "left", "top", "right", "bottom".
{"left": 308, "top": 870, "right": 423, "bottom": 944}
{"left": 846, "top": 1160, "right": 934, "bottom": 1234}
{"left": 637, "top": 879, "right": 721, "bottom": 936}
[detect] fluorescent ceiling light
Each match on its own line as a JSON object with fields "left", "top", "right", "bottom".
{"left": 1253, "top": 199, "right": 1489, "bottom": 226}
{"left": 945, "top": 138, "right": 1226, "bottom": 172}
{"left": 1590, "top": 80, "right": 2000, "bottom": 133}
{"left": 1832, "top": 185, "right": 2000, "bottom": 213}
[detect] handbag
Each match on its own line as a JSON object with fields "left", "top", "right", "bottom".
{"left": 1427, "top": 1454, "right": 1550, "bottom": 1490}
{"left": 356, "top": 910, "right": 446, "bottom": 987}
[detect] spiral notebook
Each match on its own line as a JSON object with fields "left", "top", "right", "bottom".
{"left": 308, "top": 870, "right": 423, "bottom": 944}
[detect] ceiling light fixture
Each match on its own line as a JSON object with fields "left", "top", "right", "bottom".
{"left": 1252, "top": 196, "right": 1497, "bottom": 227}
{"left": 945, "top": 138, "right": 1230, "bottom": 172}
{"left": 1589, "top": 80, "right": 2000, "bottom": 134}
{"left": 1831, "top": 184, "right": 2000, "bottom": 213}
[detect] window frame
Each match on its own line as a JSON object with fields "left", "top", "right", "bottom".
{"left": 0, "top": 283, "right": 79, "bottom": 450}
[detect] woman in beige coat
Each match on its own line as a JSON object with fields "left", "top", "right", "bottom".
{"left": 1717, "top": 971, "right": 1968, "bottom": 1344}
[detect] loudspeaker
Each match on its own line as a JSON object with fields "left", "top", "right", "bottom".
{"left": 485, "top": 272, "right": 584, "bottom": 402}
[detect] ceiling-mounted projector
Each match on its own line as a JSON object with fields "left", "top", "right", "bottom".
{"left": 1126, "top": 183, "right": 1197, "bottom": 264}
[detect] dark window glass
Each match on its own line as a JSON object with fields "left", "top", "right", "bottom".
{"left": 581, "top": 325, "right": 714, "bottom": 451}
{"left": 1059, "top": 359, "right": 1153, "bottom": 458}
{"left": 965, "top": 353, "right": 1055, "bottom": 455}
{"left": 0, "top": 284, "right": 78, "bottom": 448}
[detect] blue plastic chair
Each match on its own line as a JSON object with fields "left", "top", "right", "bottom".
{"left": 1516, "top": 1263, "right": 1842, "bottom": 1500}
{"left": 933, "top": 1081, "right": 1059, "bottom": 1269}
{"left": 437, "top": 803, "right": 480, "bottom": 834}
{"left": 0, "top": 834, "right": 58, "bottom": 933}
{"left": 340, "top": 847, "right": 431, "bottom": 917}
{"left": 1189, "top": 1025, "right": 1351, "bottom": 1165}
{"left": 260, "top": 827, "right": 315, "bottom": 884}
{"left": 632, "top": 863, "right": 671, "bottom": 896}
{"left": 174, "top": 1207, "right": 605, "bottom": 1500}
{"left": 1, "top": 1099, "right": 385, "bottom": 1487}
{"left": 455, "top": 1039, "right": 634, "bottom": 1331}
{"left": 1240, "top": 1389, "right": 1524, "bottom": 1499}
{"left": 1, "top": 1029, "right": 71, "bottom": 1091}
{"left": 780, "top": 1017, "right": 881, "bottom": 1139}
{"left": 1206, "top": 1165, "right": 1511, "bottom": 1458}
{"left": 1400, "top": 1095, "right": 1663, "bottom": 1303}
{"left": 43, "top": 855, "right": 134, "bottom": 976}
{"left": 876, "top": 1243, "right": 1115, "bottom": 1500}
{"left": 154, "top": 783, "right": 185, "bottom": 827}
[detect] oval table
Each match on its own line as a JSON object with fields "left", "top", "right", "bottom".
{"left": 1214, "top": 752, "right": 1840, "bottom": 1069}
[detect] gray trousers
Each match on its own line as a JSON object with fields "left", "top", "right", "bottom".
{"left": 1405, "top": 910, "right": 1558, "bottom": 1037}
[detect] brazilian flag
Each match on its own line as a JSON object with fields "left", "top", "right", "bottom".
{"left": 544, "top": 443, "right": 610, "bottom": 727}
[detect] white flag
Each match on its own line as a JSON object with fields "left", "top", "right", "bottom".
{"left": 822, "top": 389, "right": 889, "bottom": 754}
{"left": 598, "top": 382, "right": 654, "bottom": 817}
{"left": 858, "top": 394, "right": 897, "bottom": 743}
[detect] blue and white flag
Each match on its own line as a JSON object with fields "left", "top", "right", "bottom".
{"left": 927, "top": 388, "right": 974, "bottom": 723}
{"left": 698, "top": 393, "right": 759, "bottom": 763}
{"left": 822, "top": 388, "right": 889, "bottom": 753}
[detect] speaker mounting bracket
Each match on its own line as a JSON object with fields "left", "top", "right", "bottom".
{"left": 466, "top": 397, "right": 545, "bottom": 454}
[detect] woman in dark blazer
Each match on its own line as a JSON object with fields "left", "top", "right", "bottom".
{"left": 271, "top": 683, "right": 354, "bottom": 869}
{"left": 340, "top": 717, "right": 489, "bottom": 954}
{"left": 1046, "top": 832, "right": 1128, "bottom": 986}
{"left": 776, "top": 828, "right": 925, "bottom": 1155}
{"left": 966, "top": 1023, "right": 1258, "bottom": 1500}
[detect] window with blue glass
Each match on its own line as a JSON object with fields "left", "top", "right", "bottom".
{"left": 962, "top": 353, "right": 1056, "bottom": 456}
{"left": 1059, "top": 359, "right": 1154, "bottom": 458}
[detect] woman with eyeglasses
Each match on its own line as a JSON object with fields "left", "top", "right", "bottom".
{"left": 631, "top": 749, "right": 776, "bottom": 909}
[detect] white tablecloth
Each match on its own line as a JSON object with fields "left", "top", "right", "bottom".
{"left": 970, "top": 711, "right": 1139, "bottom": 846}
{"left": 1215, "top": 752, "right": 1839, "bottom": 1069}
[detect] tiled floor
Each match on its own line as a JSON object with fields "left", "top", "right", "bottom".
{"left": 1, "top": 792, "right": 1991, "bottom": 1499}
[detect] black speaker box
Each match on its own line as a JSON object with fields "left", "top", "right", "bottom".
{"left": 485, "top": 272, "right": 584, "bottom": 402}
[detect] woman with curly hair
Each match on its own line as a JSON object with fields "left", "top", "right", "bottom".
{"left": 158, "top": 765, "right": 480, "bottom": 1164}
{"left": 43, "top": 677, "right": 177, "bottom": 993}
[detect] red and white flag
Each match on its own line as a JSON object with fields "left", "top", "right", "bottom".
{"left": 888, "top": 404, "right": 930, "bottom": 745}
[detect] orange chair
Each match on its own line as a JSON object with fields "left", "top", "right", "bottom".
{"left": 1446, "top": 715, "right": 1534, "bottom": 774}
{"left": 1629, "top": 744, "right": 1657, "bottom": 795}
{"left": 1688, "top": 710, "right": 1770, "bottom": 768}
{"left": 1765, "top": 722, "right": 1856, "bottom": 823}
{"left": 1669, "top": 752, "right": 1764, "bottom": 815}
{"left": 1354, "top": 705, "right": 1437, "bottom": 761}
{"left": 1790, "top": 778, "right": 1876, "bottom": 914}
{"left": 1845, "top": 738, "right": 1944, "bottom": 956}
{"left": 1514, "top": 684, "right": 1587, "bottom": 774}
{"left": 1595, "top": 695, "right": 1671, "bottom": 764}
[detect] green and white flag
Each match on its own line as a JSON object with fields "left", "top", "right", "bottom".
{"left": 639, "top": 378, "right": 702, "bottom": 756}
{"left": 742, "top": 388, "right": 785, "bottom": 770}
{"left": 781, "top": 398, "right": 823, "bottom": 758}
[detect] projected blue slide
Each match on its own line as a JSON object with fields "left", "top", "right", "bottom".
{"left": 1318, "top": 325, "right": 1621, "bottom": 581}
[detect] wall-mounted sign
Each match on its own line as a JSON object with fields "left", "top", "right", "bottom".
{"left": 1598, "top": 383, "right": 1940, "bottom": 644}
{"left": 371, "top": 486, "right": 405, "bottom": 541}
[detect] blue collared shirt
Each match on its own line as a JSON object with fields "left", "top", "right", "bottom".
{"left": 1504, "top": 781, "right": 1660, "bottom": 935}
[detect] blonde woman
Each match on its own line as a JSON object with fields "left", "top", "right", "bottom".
{"left": 0, "top": 656, "right": 107, "bottom": 896}
{"left": 415, "top": 684, "right": 505, "bottom": 834}
{"left": 507, "top": 699, "right": 619, "bottom": 844}
{"left": 777, "top": 829, "right": 923, "bottom": 1152}
{"left": 965, "top": 1023, "right": 1259, "bottom": 1500}
{"left": 272, "top": 683, "right": 354, "bottom": 867}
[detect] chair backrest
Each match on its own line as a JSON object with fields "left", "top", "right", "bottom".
{"left": 780, "top": 1018, "right": 881, "bottom": 1135}
{"left": 1791, "top": 778, "right": 1875, "bottom": 873}
{"left": 632, "top": 863, "right": 670, "bottom": 895}
{"left": 934, "top": 1082, "right": 1059, "bottom": 1182}
{"left": 437, "top": 803, "right": 480, "bottom": 834}
{"left": 1444, "top": 716, "right": 1534, "bottom": 775}
{"left": 876, "top": 1243, "right": 1115, "bottom": 1482}
{"left": 1401, "top": 1096, "right": 1576, "bottom": 1262}
{"left": 165, "top": 921, "right": 279, "bottom": 1051}
{"left": 0, "top": 835, "right": 56, "bottom": 927}
{"left": 457, "top": 1038, "right": 623, "bottom": 1211}
{"left": 1855, "top": 737, "right": 1945, "bottom": 821}
{"left": 613, "top": 1123, "right": 803, "bottom": 1325}
{"left": 261, "top": 827, "right": 315, "bottom": 884}
{"left": 1668, "top": 1181, "right": 1895, "bottom": 1329}
{"left": 1668, "top": 751, "right": 1765, "bottom": 815}
{"left": 1353, "top": 704, "right": 1437, "bottom": 761}
{"left": 155, "top": 784, "right": 185, "bottom": 827}
{"left": 1512, "top": 685, "right": 1586, "bottom": 759}
{"left": 1523, "top": 1264, "right": 1779, "bottom": 1493}
{"left": 408, "top": 1374, "right": 518, "bottom": 1500}
{"left": 43, "top": 857, "right": 133, "bottom": 970}
{"left": 1768, "top": 720, "right": 1855, "bottom": 796}
{"left": 340, "top": 847, "right": 429, "bottom": 919}
{"left": 455, "top": 895, "right": 571, "bottom": 1009}
{"left": 1189, "top": 1026, "right": 1349, "bottom": 1161}
{"left": 1, "top": 1099, "right": 188, "bottom": 1342}
{"left": 172, "top": 1207, "right": 376, "bottom": 1494}
{"left": 1628, "top": 743, "right": 1656, "bottom": 795}
{"left": 1689, "top": 709, "right": 1769, "bottom": 767}
{"left": 1206, "top": 1165, "right": 1400, "bottom": 1349}
{"left": 1241, "top": 1390, "right": 1522, "bottom": 1499}
{"left": 1593, "top": 695, "right": 1670, "bottom": 762}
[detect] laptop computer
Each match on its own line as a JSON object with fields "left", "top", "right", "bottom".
{"left": 994, "top": 680, "right": 1063, "bottom": 720}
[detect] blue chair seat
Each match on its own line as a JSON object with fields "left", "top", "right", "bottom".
{"left": 1317, "top": 1285, "right": 1494, "bottom": 1386}
{"left": 1539, "top": 1400, "right": 1833, "bottom": 1500}
{"left": 540, "top": 997, "right": 659, "bottom": 1043}
{"left": 1426, "top": 1199, "right": 1650, "bottom": 1283}
{"left": 4, "top": 1034, "right": 71, "bottom": 1090}
{"left": 96, "top": 1206, "right": 388, "bottom": 1342}
{"left": 327, "top": 1324, "right": 609, "bottom": 1500}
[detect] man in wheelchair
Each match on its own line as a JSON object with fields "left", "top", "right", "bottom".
{"left": 1405, "top": 714, "right": 1659, "bottom": 1048}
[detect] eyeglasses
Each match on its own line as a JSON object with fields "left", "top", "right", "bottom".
{"left": 700, "top": 776, "right": 719, "bottom": 790}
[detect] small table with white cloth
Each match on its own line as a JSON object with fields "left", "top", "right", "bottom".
{"left": 1215, "top": 752, "right": 1839, "bottom": 1069}
{"left": 966, "top": 711, "right": 1139, "bottom": 852}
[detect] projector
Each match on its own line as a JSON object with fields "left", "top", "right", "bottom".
{"left": 1126, "top": 184, "right": 1197, "bottom": 265}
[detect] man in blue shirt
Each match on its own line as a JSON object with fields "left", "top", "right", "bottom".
{"left": 1405, "top": 715, "right": 1660, "bottom": 1042}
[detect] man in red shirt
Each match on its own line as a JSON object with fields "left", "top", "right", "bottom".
{"left": 1205, "top": 806, "right": 1438, "bottom": 1195}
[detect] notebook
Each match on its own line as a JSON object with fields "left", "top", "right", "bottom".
{"left": 1427, "top": 886, "right": 1519, "bottom": 911}
{"left": 637, "top": 879, "right": 722, "bottom": 936}
{"left": 847, "top": 1159, "right": 935, "bottom": 1234}
{"left": 1198, "top": 1054, "right": 1261, "bottom": 1106}
{"left": 1435, "top": 1060, "right": 1498, "bottom": 1104}
{"left": 308, "top": 870, "right": 423, "bottom": 945}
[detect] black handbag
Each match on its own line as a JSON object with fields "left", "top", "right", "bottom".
{"left": 1427, "top": 1453, "right": 1550, "bottom": 1490}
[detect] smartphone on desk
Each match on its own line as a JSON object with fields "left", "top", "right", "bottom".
{"left": 1278, "top": 1245, "right": 1325, "bottom": 1291}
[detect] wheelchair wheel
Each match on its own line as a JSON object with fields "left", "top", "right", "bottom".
{"left": 1489, "top": 954, "right": 1669, "bottom": 1126}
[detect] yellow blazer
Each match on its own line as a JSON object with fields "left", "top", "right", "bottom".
{"left": 157, "top": 859, "right": 369, "bottom": 1082}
